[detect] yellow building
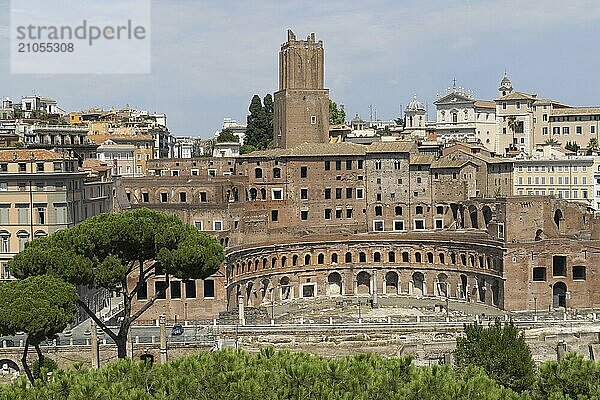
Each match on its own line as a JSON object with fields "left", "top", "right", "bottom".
{"left": 0, "top": 149, "right": 113, "bottom": 279}
{"left": 513, "top": 145, "right": 597, "bottom": 204}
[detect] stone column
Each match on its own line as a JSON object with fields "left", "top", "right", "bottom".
{"left": 238, "top": 295, "right": 245, "bottom": 326}
{"left": 90, "top": 321, "right": 99, "bottom": 369}
{"left": 372, "top": 269, "right": 378, "bottom": 307}
{"left": 159, "top": 315, "right": 167, "bottom": 364}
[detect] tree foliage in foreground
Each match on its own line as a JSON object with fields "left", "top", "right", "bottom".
{"left": 455, "top": 319, "right": 535, "bottom": 393}
{"left": 0, "top": 275, "right": 77, "bottom": 383}
{"left": 9, "top": 208, "right": 224, "bottom": 359}
{"left": 2, "top": 349, "right": 600, "bottom": 399}
{"left": 0, "top": 349, "right": 524, "bottom": 400}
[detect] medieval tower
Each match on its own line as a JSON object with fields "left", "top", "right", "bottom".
{"left": 273, "top": 30, "right": 330, "bottom": 148}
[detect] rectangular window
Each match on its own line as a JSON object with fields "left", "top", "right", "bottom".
{"left": 324, "top": 188, "right": 331, "bottom": 199}
{"left": 179, "top": 192, "right": 187, "bottom": 202}
{"left": 335, "top": 188, "right": 342, "bottom": 199}
{"left": 394, "top": 220, "right": 404, "bottom": 231}
{"left": 532, "top": 267, "right": 546, "bottom": 282}
{"left": 194, "top": 221, "right": 203, "bottom": 230}
{"left": 199, "top": 192, "right": 207, "bottom": 202}
{"left": 18, "top": 163, "right": 26, "bottom": 172}
{"left": 213, "top": 221, "right": 223, "bottom": 231}
{"left": 155, "top": 281, "right": 167, "bottom": 299}
{"left": 346, "top": 208, "right": 353, "bottom": 218}
{"left": 142, "top": 192, "right": 149, "bottom": 203}
{"left": 310, "top": 116, "right": 317, "bottom": 124}
{"left": 37, "top": 207, "right": 45, "bottom": 225}
{"left": 335, "top": 160, "right": 342, "bottom": 170}
{"left": 373, "top": 220, "right": 384, "bottom": 231}
{"left": 552, "top": 255, "right": 567, "bottom": 277}
{"left": 356, "top": 188, "right": 364, "bottom": 199}
{"left": 346, "top": 188, "right": 353, "bottom": 199}
{"left": 324, "top": 161, "right": 330, "bottom": 171}
{"left": 324, "top": 209, "right": 332, "bottom": 220}
{"left": 300, "top": 166, "right": 308, "bottom": 178}
{"left": 271, "top": 210, "right": 278, "bottom": 222}
{"left": 357, "top": 160, "right": 364, "bottom": 169}
{"left": 272, "top": 189, "right": 283, "bottom": 200}
{"left": 435, "top": 219, "right": 443, "bottom": 229}
{"left": 185, "top": 280, "right": 197, "bottom": 298}
{"left": 414, "top": 219, "right": 425, "bottom": 230}
{"left": 301, "top": 210, "right": 308, "bottom": 220}
{"left": 170, "top": 281, "right": 182, "bottom": 299}
{"left": 300, "top": 188, "right": 308, "bottom": 200}
{"left": 204, "top": 280, "right": 215, "bottom": 298}
{"left": 346, "top": 160, "right": 352, "bottom": 170}
{"left": 137, "top": 282, "right": 148, "bottom": 300}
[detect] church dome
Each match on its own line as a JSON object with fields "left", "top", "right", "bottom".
{"left": 500, "top": 72, "right": 512, "bottom": 89}
{"left": 406, "top": 95, "right": 425, "bottom": 112}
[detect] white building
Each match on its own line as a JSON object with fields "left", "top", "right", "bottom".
{"left": 96, "top": 139, "right": 136, "bottom": 176}
{"left": 173, "top": 137, "right": 196, "bottom": 158}
{"left": 434, "top": 83, "right": 496, "bottom": 148}
{"left": 213, "top": 142, "right": 240, "bottom": 158}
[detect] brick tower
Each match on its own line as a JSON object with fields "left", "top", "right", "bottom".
{"left": 273, "top": 30, "right": 330, "bottom": 148}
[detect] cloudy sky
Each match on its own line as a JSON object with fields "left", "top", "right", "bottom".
{"left": 2, "top": 0, "right": 600, "bottom": 137}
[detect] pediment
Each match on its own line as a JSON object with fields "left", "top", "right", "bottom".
{"left": 434, "top": 92, "right": 474, "bottom": 105}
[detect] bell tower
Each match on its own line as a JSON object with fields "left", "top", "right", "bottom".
{"left": 273, "top": 30, "right": 330, "bottom": 148}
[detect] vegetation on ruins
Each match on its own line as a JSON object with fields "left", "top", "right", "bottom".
{"left": 564, "top": 141, "right": 580, "bottom": 153}
{"left": 454, "top": 319, "right": 535, "bottom": 393}
{"left": 0, "top": 275, "right": 77, "bottom": 383}
{"left": 1, "top": 348, "right": 599, "bottom": 399}
{"left": 329, "top": 99, "right": 346, "bottom": 125}
{"left": 9, "top": 208, "right": 224, "bottom": 359}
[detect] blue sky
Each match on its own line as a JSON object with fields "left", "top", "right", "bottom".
{"left": 2, "top": 0, "right": 600, "bottom": 137}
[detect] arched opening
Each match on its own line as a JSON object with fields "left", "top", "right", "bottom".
{"left": 327, "top": 272, "right": 342, "bottom": 296}
{"left": 260, "top": 279, "right": 270, "bottom": 303}
{"left": 373, "top": 252, "right": 381, "bottom": 262}
{"left": 482, "top": 206, "right": 492, "bottom": 227}
{"left": 412, "top": 272, "right": 425, "bottom": 296}
{"left": 535, "top": 229, "right": 544, "bottom": 241}
{"left": 304, "top": 254, "right": 311, "bottom": 266}
{"left": 356, "top": 271, "right": 371, "bottom": 295}
{"left": 271, "top": 257, "right": 277, "bottom": 269}
{"left": 388, "top": 251, "right": 395, "bottom": 262}
{"left": 554, "top": 209, "right": 563, "bottom": 229}
{"left": 280, "top": 277, "right": 291, "bottom": 300}
{"left": 468, "top": 205, "right": 478, "bottom": 229}
{"left": 250, "top": 188, "right": 257, "bottom": 200}
{"left": 491, "top": 280, "right": 500, "bottom": 307}
{"left": 427, "top": 252, "right": 434, "bottom": 264}
{"left": 317, "top": 253, "right": 325, "bottom": 264}
{"left": 331, "top": 253, "right": 338, "bottom": 264}
{"left": 260, "top": 188, "right": 266, "bottom": 200}
{"left": 437, "top": 273, "right": 448, "bottom": 297}
{"left": 359, "top": 252, "right": 366, "bottom": 263}
{"left": 385, "top": 271, "right": 399, "bottom": 295}
{"left": 459, "top": 275, "right": 468, "bottom": 299}
{"left": 415, "top": 252, "right": 422, "bottom": 263}
{"left": 254, "top": 168, "right": 263, "bottom": 178}
{"left": 262, "top": 258, "right": 267, "bottom": 269}
{"left": 345, "top": 252, "right": 352, "bottom": 263}
{"left": 281, "top": 256, "right": 287, "bottom": 268}
{"left": 246, "top": 282, "right": 254, "bottom": 305}
{"left": 402, "top": 252, "right": 409, "bottom": 262}
{"left": 0, "top": 359, "right": 19, "bottom": 373}
{"left": 292, "top": 255, "right": 298, "bottom": 266}
{"left": 553, "top": 282, "right": 567, "bottom": 308}
{"left": 438, "top": 253, "right": 445, "bottom": 264}
{"left": 477, "top": 278, "right": 486, "bottom": 302}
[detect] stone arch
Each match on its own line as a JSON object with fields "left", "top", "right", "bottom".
{"left": 281, "top": 256, "right": 287, "bottom": 268}
{"left": 254, "top": 259, "right": 259, "bottom": 271}
{"left": 327, "top": 272, "right": 343, "bottom": 296}
{"left": 450, "top": 253, "right": 456, "bottom": 264}
{"left": 491, "top": 280, "right": 500, "bottom": 307}
{"left": 554, "top": 209, "right": 563, "bottom": 229}
{"left": 459, "top": 274, "right": 468, "bottom": 299}
{"left": 262, "top": 258, "right": 267, "bottom": 269}
{"left": 468, "top": 205, "right": 478, "bottom": 228}
{"left": 317, "top": 253, "right": 325, "bottom": 264}
{"left": 271, "top": 257, "right": 277, "bottom": 269}
{"left": 246, "top": 281, "right": 254, "bottom": 305}
{"left": 553, "top": 282, "right": 567, "bottom": 308}
{"left": 304, "top": 254, "right": 311, "bottom": 265}
{"left": 260, "top": 278, "right": 271, "bottom": 303}
{"left": 280, "top": 276, "right": 291, "bottom": 300}
{"left": 436, "top": 273, "right": 448, "bottom": 297}
{"left": 345, "top": 252, "right": 352, "bottom": 263}
{"left": 356, "top": 271, "right": 371, "bottom": 295}
{"left": 412, "top": 272, "right": 425, "bottom": 296}
{"left": 438, "top": 253, "right": 445, "bottom": 264}
{"left": 0, "top": 359, "right": 19, "bottom": 372}
{"left": 482, "top": 205, "right": 492, "bottom": 227}
{"left": 427, "top": 252, "right": 434, "bottom": 264}
{"left": 385, "top": 271, "right": 399, "bottom": 295}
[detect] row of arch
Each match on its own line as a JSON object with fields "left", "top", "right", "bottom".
{"left": 230, "top": 247, "right": 502, "bottom": 280}
{"left": 231, "top": 269, "right": 502, "bottom": 308}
